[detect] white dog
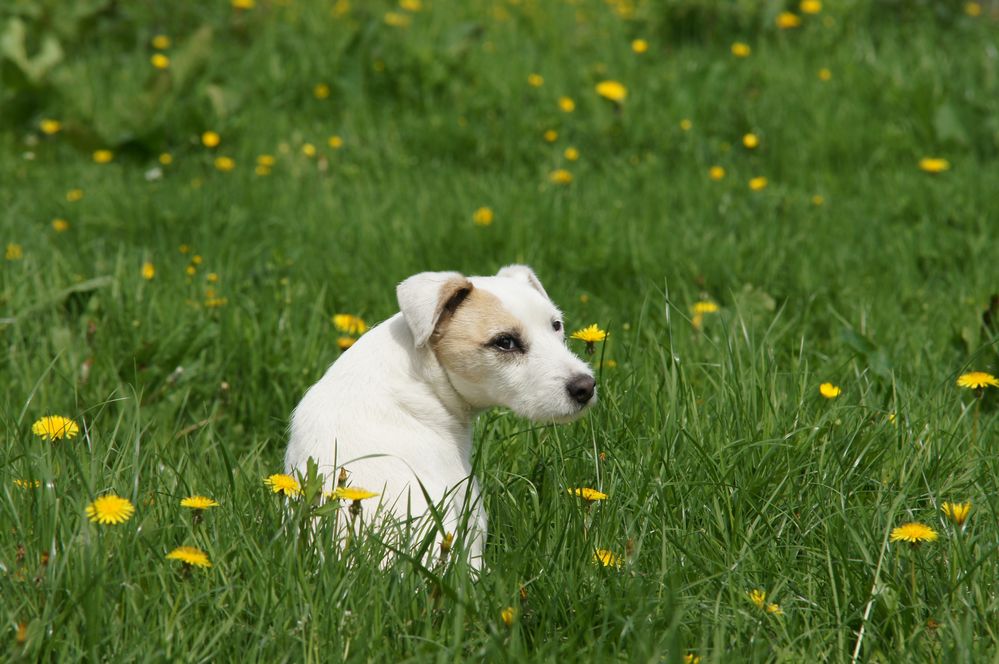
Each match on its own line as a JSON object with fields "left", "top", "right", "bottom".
{"left": 285, "top": 265, "right": 596, "bottom": 568}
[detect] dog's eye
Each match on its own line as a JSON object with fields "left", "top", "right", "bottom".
{"left": 552, "top": 321, "right": 562, "bottom": 332}
{"left": 491, "top": 335, "right": 520, "bottom": 352}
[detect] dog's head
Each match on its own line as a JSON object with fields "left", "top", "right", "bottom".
{"left": 397, "top": 265, "right": 596, "bottom": 422}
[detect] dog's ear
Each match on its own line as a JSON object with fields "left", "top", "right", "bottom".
{"left": 496, "top": 264, "right": 550, "bottom": 300}
{"left": 397, "top": 271, "right": 473, "bottom": 347}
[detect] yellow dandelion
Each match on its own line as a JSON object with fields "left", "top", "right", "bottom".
{"left": 141, "top": 262, "right": 155, "bottom": 280}
{"left": 232, "top": 0, "right": 255, "bottom": 9}
{"left": 595, "top": 80, "right": 627, "bottom": 103}
{"left": 383, "top": 11, "right": 412, "bottom": 27}
{"left": 313, "top": 83, "right": 331, "bottom": 99}
{"left": 66, "top": 188, "right": 84, "bottom": 202}
{"left": 13, "top": 479, "right": 42, "bottom": 489}
{"left": 571, "top": 324, "right": 607, "bottom": 344}
{"left": 185, "top": 265, "right": 197, "bottom": 277}
{"left": 32, "top": 415, "right": 80, "bottom": 441}
{"left": 748, "top": 589, "right": 767, "bottom": 608}
{"left": 337, "top": 336, "right": 356, "bottom": 350}
{"left": 731, "top": 42, "right": 751, "bottom": 57}
{"left": 890, "top": 522, "right": 938, "bottom": 544}
{"left": 166, "top": 546, "right": 212, "bottom": 568}
{"left": 742, "top": 133, "right": 759, "bottom": 149}
{"left": 302, "top": 143, "right": 317, "bottom": 157}
{"left": 92, "top": 149, "right": 114, "bottom": 164}
{"left": 150, "top": 53, "right": 170, "bottom": 70}
{"left": 918, "top": 157, "right": 950, "bottom": 173}
{"left": 593, "top": 549, "right": 622, "bottom": 567}
{"left": 5, "top": 243, "right": 24, "bottom": 261}
{"left": 330, "top": 487, "right": 379, "bottom": 501}
{"left": 957, "top": 371, "right": 999, "bottom": 389}
{"left": 684, "top": 655, "right": 701, "bottom": 664}
{"left": 550, "top": 169, "right": 573, "bottom": 185}
{"left": 159, "top": 153, "right": 173, "bottom": 165}
{"left": 180, "top": 495, "right": 219, "bottom": 510}
{"left": 558, "top": 96, "right": 575, "bottom": 113}
{"left": 39, "top": 118, "right": 62, "bottom": 135}
{"left": 264, "top": 473, "right": 301, "bottom": 497}
{"left": 749, "top": 176, "right": 768, "bottom": 191}
{"left": 328, "top": 135, "right": 344, "bottom": 150}
{"left": 472, "top": 207, "right": 494, "bottom": 227}
{"left": 708, "top": 166, "right": 726, "bottom": 181}
{"left": 776, "top": 12, "right": 802, "bottom": 29}
{"left": 941, "top": 501, "right": 971, "bottom": 527}
{"left": 812, "top": 194, "right": 825, "bottom": 206}
{"left": 766, "top": 603, "right": 784, "bottom": 616}
{"left": 332, "top": 314, "right": 368, "bottom": 335}
{"left": 543, "top": 129, "right": 558, "bottom": 143}
{"left": 564, "top": 147, "right": 579, "bottom": 161}
{"left": 257, "top": 154, "right": 276, "bottom": 167}
{"left": 631, "top": 38, "right": 648, "bottom": 54}
{"left": 201, "top": 131, "right": 221, "bottom": 148}
{"left": 527, "top": 73, "right": 544, "bottom": 87}
{"left": 214, "top": 156, "right": 235, "bottom": 172}
{"left": 818, "top": 67, "right": 832, "bottom": 81}
{"left": 819, "top": 382, "right": 842, "bottom": 399}
{"left": 568, "top": 487, "right": 607, "bottom": 501}
{"left": 800, "top": 0, "right": 822, "bottom": 14}
{"left": 399, "top": 0, "right": 422, "bottom": 11}
{"left": 500, "top": 606, "right": 516, "bottom": 626}
{"left": 965, "top": 2, "right": 982, "bottom": 16}
{"left": 679, "top": 118, "right": 693, "bottom": 131}
{"left": 152, "top": 34, "right": 171, "bottom": 50}
{"left": 85, "top": 494, "right": 136, "bottom": 525}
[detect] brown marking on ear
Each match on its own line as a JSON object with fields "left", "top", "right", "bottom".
{"left": 430, "top": 277, "right": 473, "bottom": 338}
{"left": 432, "top": 289, "right": 522, "bottom": 376}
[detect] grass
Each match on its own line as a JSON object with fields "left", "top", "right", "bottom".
{"left": 2, "top": 0, "right": 999, "bottom": 660}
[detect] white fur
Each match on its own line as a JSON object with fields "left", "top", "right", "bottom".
{"left": 285, "top": 265, "right": 595, "bottom": 568}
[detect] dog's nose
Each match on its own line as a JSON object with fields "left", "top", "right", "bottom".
{"left": 566, "top": 374, "right": 596, "bottom": 405}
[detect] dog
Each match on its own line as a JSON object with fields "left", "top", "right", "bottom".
{"left": 284, "top": 265, "right": 596, "bottom": 568}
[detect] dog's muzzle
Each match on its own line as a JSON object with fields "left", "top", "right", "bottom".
{"left": 566, "top": 374, "right": 596, "bottom": 405}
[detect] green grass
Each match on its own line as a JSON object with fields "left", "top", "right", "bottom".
{"left": 3, "top": 0, "right": 999, "bottom": 660}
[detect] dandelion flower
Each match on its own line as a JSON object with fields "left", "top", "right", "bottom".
{"left": 313, "top": 83, "right": 331, "bottom": 99}
{"left": 731, "top": 42, "right": 751, "bottom": 57}
{"left": 679, "top": 118, "right": 693, "bottom": 131}
{"left": 800, "top": 0, "right": 822, "bottom": 13}
{"left": 965, "top": 2, "right": 982, "bottom": 16}
{"left": 956, "top": 371, "right": 998, "bottom": 389}
{"left": 549, "top": 169, "right": 573, "bottom": 185}
{"left": 332, "top": 314, "right": 368, "bottom": 335}
{"left": 918, "top": 157, "right": 950, "bottom": 173}
{"left": 812, "top": 194, "right": 825, "bottom": 206}
{"left": 558, "top": 96, "right": 575, "bottom": 113}
{"left": 141, "top": 262, "right": 155, "bottom": 280}
{"left": 232, "top": 0, "right": 255, "bottom": 9}
{"left": 631, "top": 39, "right": 648, "bottom": 54}
{"left": 766, "top": 603, "right": 784, "bottom": 615}
{"left": 301, "top": 143, "right": 317, "bottom": 157}
{"left": 692, "top": 301, "right": 719, "bottom": 315}
{"left": 159, "top": 153, "right": 173, "bottom": 165}
{"left": 890, "top": 522, "right": 938, "bottom": 544}
{"left": 571, "top": 324, "right": 607, "bottom": 344}
{"left": 819, "top": 382, "right": 842, "bottom": 399}
{"left": 941, "top": 501, "right": 971, "bottom": 527}
{"left": 568, "top": 487, "right": 608, "bottom": 501}
{"left": 265, "top": 473, "right": 301, "bottom": 497}
{"left": 818, "top": 68, "right": 832, "bottom": 81}
{"left": 748, "top": 589, "right": 767, "bottom": 608}
{"left": 328, "top": 135, "right": 344, "bottom": 150}
{"left": 85, "top": 494, "right": 136, "bottom": 525}
{"left": 152, "top": 34, "right": 171, "bottom": 50}
{"left": 776, "top": 12, "right": 802, "bottom": 29}
{"left": 180, "top": 495, "right": 219, "bottom": 510}
{"left": 593, "top": 549, "right": 622, "bottom": 567}
{"left": 399, "top": 0, "right": 422, "bottom": 11}
{"left": 166, "top": 546, "right": 212, "bottom": 568}
{"left": 595, "top": 80, "right": 627, "bottom": 103}
{"left": 527, "top": 73, "right": 544, "bottom": 87}
{"left": 684, "top": 655, "right": 701, "bottom": 664}
{"left": 748, "top": 176, "right": 768, "bottom": 191}
{"left": 383, "top": 11, "right": 412, "bottom": 27}
{"left": 742, "top": 133, "right": 759, "bottom": 149}
{"left": 6, "top": 243, "right": 24, "bottom": 260}
{"left": 330, "top": 487, "right": 379, "bottom": 501}
{"left": 32, "top": 416, "right": 80, "bottom": 441}
{"left": 500, "top": 607, "right": 516, "bottom": 626}
{"left": 150, "top": 53, "right": 170, "bottom": 70}
{"left": 92, "top": 150, "right": 114, "bottom": 164}
{"left": 708, "top": 166, "right": 726, "bottom": 181}
{"left": 337, "top": 336, "right": 355, "bottom": 350}
{"left": 472, "top": 207, "right": 494, "bottom": 227}
{"left": 67, "top": 188, "right": 84, "bottom": 202}
{"left": 543, "top": 129, "right": 558, "bottom": 143}
{"left": 257, "top": 155, "right": 276, "bottom": 168}
{"left": 214, "top": 156, "right": 235, "bottom": 172}
{"left": 39, "top": 119, "right": 62, "bottom": 135}
{"left": 564, "top": 147, "right": 579, "bottom": 161}
{"left": 202, "top": 131, "right": 221, "bottom": 148}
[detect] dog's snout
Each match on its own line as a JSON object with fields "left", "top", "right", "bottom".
{"left": 566, "top": 374, "right": 596, "bottom": 405}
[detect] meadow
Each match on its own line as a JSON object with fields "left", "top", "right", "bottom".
{"left": 2, "top": 0, "right": 999, "bottom": 661}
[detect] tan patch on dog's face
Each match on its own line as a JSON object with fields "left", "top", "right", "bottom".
{"left": 431, "top": 288, "right": 523, "bottom": 376}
